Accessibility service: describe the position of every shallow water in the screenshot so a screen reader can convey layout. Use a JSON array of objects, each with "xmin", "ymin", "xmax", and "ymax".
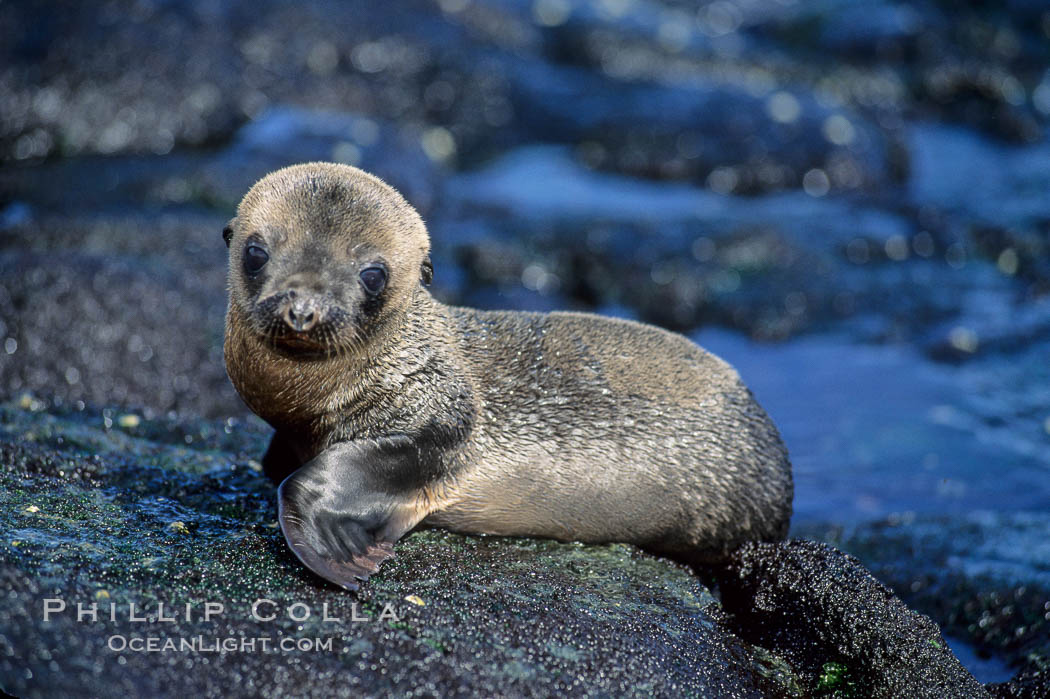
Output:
[
  {"xmin": 698, "ymin": 329, "xmax": 1050, "ymax": 525},
  {"xmin": 943, "ymin": 634, "xmax": 1015, "ymax": 684}
]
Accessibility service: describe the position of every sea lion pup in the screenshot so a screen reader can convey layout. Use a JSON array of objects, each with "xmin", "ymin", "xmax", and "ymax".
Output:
[{"xmin": 223, "ymin": 162, "xmax": 793, "ymax": 590}]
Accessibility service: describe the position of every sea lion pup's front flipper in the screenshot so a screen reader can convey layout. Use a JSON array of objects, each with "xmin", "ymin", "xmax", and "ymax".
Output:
[{"xmin": 277, "ymin": 438, "xmax": 427, "ymax": 591}]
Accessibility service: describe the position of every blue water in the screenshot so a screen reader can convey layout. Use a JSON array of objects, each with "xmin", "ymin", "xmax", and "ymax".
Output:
[{"xmin": 698, "ymin": 329, "xmax": 1050, "ymax": 525}]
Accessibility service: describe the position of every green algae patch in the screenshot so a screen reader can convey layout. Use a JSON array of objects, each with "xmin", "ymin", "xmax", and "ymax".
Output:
[{"xmin": 815, "ymin": 661, "xmax": 860, "ymax": 697}]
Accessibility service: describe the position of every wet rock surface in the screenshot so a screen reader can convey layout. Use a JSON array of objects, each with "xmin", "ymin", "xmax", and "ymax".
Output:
[
  {"xmin": 715, "ymin": 540, "xmax": 989, "ymax": 697},
  {"xmin": 2, "ymin": 0, "xmax": 1050, "ymax": 695},
  {"xmin": 798, "ymin": 511, "xmax": 1050, "ymax": 694}
]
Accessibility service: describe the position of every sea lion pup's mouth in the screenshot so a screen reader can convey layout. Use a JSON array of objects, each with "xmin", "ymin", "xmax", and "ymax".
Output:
[{"xmin": 253, "ymin": 291, "xmax": 356, "ymax": 359}]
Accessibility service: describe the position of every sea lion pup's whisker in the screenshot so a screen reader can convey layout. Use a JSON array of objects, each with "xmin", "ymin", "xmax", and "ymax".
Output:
[
  {"xmin": 349, "ymin": 326, "xmax": 366, "ymax": 354},
  {"xmin": 222, "ymin": 162, "xmax": 793, "ymax": 592},
  {"xmin": 323, "ymin": 327, "xmax": 339, "ymax": 359},
  {"xmin": 268, "ymin": 326, "xmax": 283, "ymax": 350},
  {"xmin": 320, "ymin": 327, "xmax": 338, "ymax": 357},
  {"xmin": 335, "ymin": 323, "xmax": 362, "ymax": 357}
]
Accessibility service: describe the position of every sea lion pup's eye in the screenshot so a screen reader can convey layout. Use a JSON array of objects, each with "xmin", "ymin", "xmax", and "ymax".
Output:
[
  {"xmin": 359, "ymin": 265, "xmax": 387, "ymax": 295},
  {"xmin": 243, "ymin": 243, "xmax": 269, "ymax": 275}
]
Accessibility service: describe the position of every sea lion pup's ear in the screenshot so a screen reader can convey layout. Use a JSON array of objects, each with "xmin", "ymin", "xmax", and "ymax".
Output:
[
  {"xmin": 420, "ymin": 256, "xmax": 433, "ymax": 286},
  {"xmin": 222, "ymin": 218, "xmax": 237, "ymax": 248}
]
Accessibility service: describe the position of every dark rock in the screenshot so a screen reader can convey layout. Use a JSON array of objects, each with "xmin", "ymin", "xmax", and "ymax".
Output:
[
  {"xmin": 747, "ymin": 0, "xmax": 1049, "ymax": 142},
  {"xmin": 0, "ymin": 210, "xmax": 240, "ymax": 419},
  {"xmin": 199, "ymin": 106, "xmax": 441, "ymax": 214},
  {"xmin": 441, "ymin": 144, "xmax": 1044, "ymax": 344},
  {"xmin": 818, "ymin": 3, "xmax": 930, "ymax": 56},
  {"xmin": 1, "ymin": 0, "xmax": 245, "ymax": 159},
  {"xmin": 715, "ymin": 539, "xmax": 990, "ymax": 698},
  {"xmin": 917, "ymin": 62, "xmax": 1045, "ymax": 144},
  {"xmin": 5, "ymin": 0, "xmax": 1046, "ymax": 169},
  {"xmin": 798, "ymin": 512, "xmax": 1050, "ymax": 686},
  {"xmin": 503, "ymin": 59, "xmax": 898, "ymax": 194},
  {"xmin": 988, "ymin": 668, "xmax": 1050, "ymax": 698},
  {"xmin": 0, "ymin": 0, "xmax": 507, "ymax": 163}
]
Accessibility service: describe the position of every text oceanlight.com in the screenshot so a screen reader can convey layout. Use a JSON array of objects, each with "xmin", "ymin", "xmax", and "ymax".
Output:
[{"xmin": 107, "ymin": 635, "xmax": 334, "ymax": 653}]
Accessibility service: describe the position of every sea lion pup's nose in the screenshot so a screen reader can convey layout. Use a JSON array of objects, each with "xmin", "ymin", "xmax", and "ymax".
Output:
[{"xmin": 280, "ymin": 292, "xmax": 323, "ymax": 332}]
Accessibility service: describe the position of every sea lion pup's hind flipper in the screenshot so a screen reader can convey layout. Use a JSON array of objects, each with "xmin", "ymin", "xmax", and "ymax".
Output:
[{"xmin": 277, "ymin": 438, "xmax": 427, "ymax": 591}]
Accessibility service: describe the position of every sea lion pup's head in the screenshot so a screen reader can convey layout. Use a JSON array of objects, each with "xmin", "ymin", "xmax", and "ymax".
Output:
[{"xmin": 223, "ymin": 163, "xmax": 432, "ymax": 359}]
